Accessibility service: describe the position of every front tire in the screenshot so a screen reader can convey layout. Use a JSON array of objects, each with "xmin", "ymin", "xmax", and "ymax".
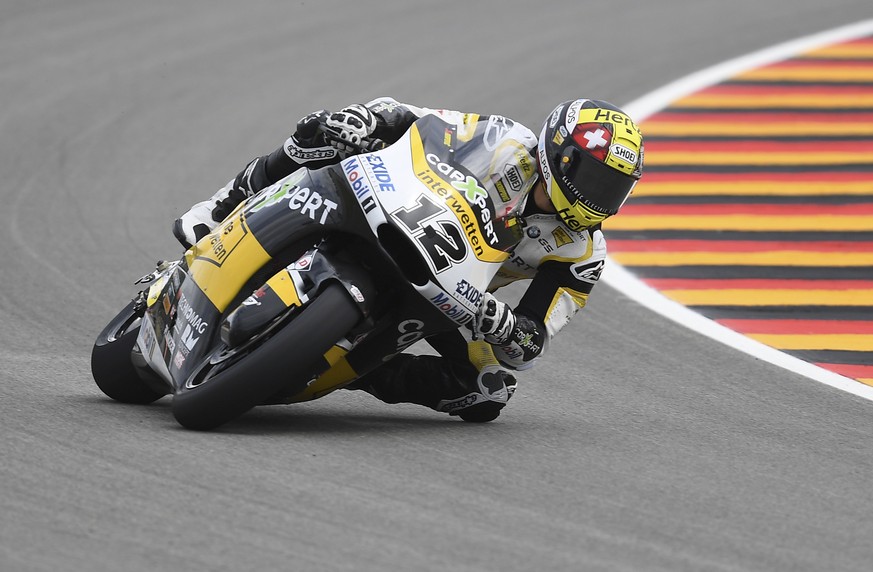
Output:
[
  {"xmin": 171, "ymin": 282, "xmax": 360, "ymax": 430},
  {"xmin": 91, "ymin": 300, "xmax": 167, "ymax": 404}
]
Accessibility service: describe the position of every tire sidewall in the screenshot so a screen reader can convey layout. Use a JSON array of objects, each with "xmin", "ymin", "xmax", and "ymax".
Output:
[
  {"xmin": 171, "ymin": 283, "xmax": 360, "ymax": 430},
  {"xmin": 91, "ymin": 301, "xmax": 167, "ymax": 404}
]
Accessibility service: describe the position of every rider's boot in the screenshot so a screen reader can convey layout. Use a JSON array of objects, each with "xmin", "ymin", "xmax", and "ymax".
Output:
[
  {"xmin": 172, "ymin": 180, "xmax": 249, "ymax": 249},
  {"xmin": 345, "ymin": 354, "xmax": 517, "ymax": 422}
]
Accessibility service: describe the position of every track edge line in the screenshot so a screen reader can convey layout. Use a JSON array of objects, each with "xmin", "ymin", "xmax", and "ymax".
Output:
[{"xmin": 609, "ymin": 18, "xmax": 873, "ymax": 401}]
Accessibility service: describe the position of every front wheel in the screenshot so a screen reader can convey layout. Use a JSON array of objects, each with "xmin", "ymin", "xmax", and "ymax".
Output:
[
  {"xmin": 171, "ymin": 282, "xmax": 360, "ymax": 430},
  {"xmin": 91, "ymin": 300, "xmax": 167, "ymax": 404}
]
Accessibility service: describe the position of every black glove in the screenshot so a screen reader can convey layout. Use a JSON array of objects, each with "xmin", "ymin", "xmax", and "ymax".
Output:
[
  {"xmin": 324, "ymin": 104, "xmax": 378, "ymax": 157},
  {"xmin": 474, "ymin": 293, "xmax": 517, "ymax": 345}
]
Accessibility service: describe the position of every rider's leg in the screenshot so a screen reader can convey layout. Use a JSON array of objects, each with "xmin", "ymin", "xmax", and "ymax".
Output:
[{"xmin": 345, "ymin": 333, "xmax": 518, "ymax": 423}]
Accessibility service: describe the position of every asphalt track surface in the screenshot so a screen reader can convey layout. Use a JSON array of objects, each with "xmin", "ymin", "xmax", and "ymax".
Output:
[{"xmin": 3, "ymin": 2, "xmax": 873, "ymax": 571}]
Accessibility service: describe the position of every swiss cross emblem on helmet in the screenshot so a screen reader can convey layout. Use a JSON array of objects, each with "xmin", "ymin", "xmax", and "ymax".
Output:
[{"xmin": 571, "ymin": 123, "xmax": 612, "ymax": 161}]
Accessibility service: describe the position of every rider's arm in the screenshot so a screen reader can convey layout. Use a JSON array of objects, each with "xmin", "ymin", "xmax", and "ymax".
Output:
[
  {"xmin": 228, "ymin": 110, "xmax": 341, "ymax": 199},
  {"xmin": 491, "ymin": 226, "xmax": 608, "ymax": 370},
  {"xmin": 365, "ymin": 97, "xmax": 425, "ymax": 143},
  {"xmin": 228, "ymin": 97, "xmax": 426, "ymax": 199}
]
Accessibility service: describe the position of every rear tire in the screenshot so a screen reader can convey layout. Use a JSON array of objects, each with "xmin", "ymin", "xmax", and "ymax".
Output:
[
  {"xmin": 171, "ymin": 282, "xmax": 360, "ymax": 430},
  {"xmin": 91, "ymin": 300, "xmax": 167, "ymax": 404}
]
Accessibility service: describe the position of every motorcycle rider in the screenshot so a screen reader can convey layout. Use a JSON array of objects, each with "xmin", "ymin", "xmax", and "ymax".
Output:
[{"xmin": 174, "ymin": 97, "xmax": 644, "ymax": 422}]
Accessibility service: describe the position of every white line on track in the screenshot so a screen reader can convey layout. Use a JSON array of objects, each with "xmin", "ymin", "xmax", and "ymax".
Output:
[{"xmin": 609, "ymin": 19, "xmax": 873, "ymax": 401}]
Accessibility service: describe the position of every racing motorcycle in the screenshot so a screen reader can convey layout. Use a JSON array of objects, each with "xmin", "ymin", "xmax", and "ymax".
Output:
[{"xmin": 91, "ymin": 115, "xmax": 534, "ymax": 430}]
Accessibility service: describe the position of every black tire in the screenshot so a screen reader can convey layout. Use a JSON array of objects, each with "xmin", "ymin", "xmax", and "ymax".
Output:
[
  {"xmin": 171, "ymin": 282, "xmax": 360, "ymax": 430},
  {"xmin": 91, "ymin": 300, "xmax": 167, "ymax": 404}
]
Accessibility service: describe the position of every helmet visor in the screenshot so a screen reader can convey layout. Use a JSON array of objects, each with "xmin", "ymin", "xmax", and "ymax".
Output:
[{"xmin": 558, "ymin": 152, "xmax": 637, "ymax": 215}]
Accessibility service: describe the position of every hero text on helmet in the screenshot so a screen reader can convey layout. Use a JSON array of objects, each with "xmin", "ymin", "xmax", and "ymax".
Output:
[{"xmin": 537, "ymin": 99, "xmax": 644, "ymax": 231}]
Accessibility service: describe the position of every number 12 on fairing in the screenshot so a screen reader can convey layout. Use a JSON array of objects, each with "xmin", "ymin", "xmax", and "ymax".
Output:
[{"xmin": 391, "ymin": 194, "xmax": 468, "ymax": 273}]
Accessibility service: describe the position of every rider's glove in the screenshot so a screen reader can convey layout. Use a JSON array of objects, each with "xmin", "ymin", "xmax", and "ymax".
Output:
[
  {"xmin": 324, "ymin": 104, "xmax": 378, "ymax": 157},
  {"xmin": 475, "ymin": 292, "xmax": 517, "ymax": 346}
]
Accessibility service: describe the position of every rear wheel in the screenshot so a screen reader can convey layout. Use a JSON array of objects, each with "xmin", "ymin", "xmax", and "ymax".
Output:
[
  {"xmin": 171, "ymin": 282, "xmax": 360, "ymax": 430},
  {"xmin": 91, "ymin": 300, "xmax": 167, "ymax": 404}
]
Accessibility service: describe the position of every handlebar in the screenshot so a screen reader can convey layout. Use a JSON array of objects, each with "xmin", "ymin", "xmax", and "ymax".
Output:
[{"xmin": 317, "ymin": 122, "xmax": 387, "ymax": 154}]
